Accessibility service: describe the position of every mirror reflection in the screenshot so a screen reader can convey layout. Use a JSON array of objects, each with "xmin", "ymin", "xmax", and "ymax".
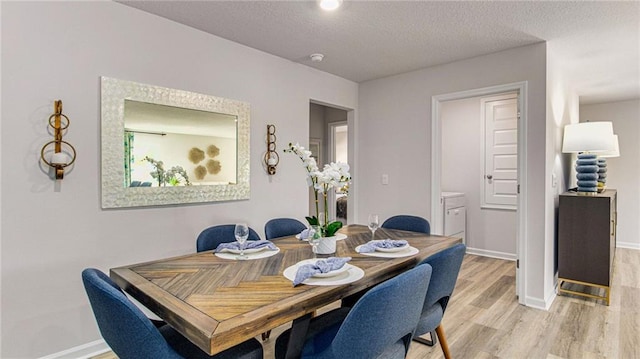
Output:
[
  {"xmin": 124, "ymin": 100, "xmax": 238, "ymax": 187},
  {"xmin": 100, "ymin": 76, "xmax": 250, "ymax": 209}
]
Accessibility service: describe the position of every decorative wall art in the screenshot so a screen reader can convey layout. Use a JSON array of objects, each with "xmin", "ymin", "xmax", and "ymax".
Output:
[{"xmin": 188, "ymin": 144, "xmax": 223, "ymax": 180}]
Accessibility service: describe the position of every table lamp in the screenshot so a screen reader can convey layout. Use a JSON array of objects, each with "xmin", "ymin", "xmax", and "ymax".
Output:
[
  {"xmin": 597, "ymin": 134, "xmax": 620, "ymax": 191},
  {"xmin": 562, "ymin": 122, "xmax": 615, "ymax": 194}
]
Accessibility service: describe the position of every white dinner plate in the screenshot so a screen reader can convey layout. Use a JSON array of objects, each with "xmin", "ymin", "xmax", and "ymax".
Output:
[
  {"xmin": 375, "ymin": 245, "xmax": 409, "ymax": 253},
  {"xmin": 215, "ymin": 247, "xmax": 280, "ymax": 260},
  {"xmin": 355, "ymin": 245, "xmax": 419, "ymax": 258},
  {"xmin": 296, "ymin": 233, "xmax": 348, "ymax": 241},
  {"xmin": 312, "ymin": 264, "xmax": 350, "ymax": 278},
  {"xmin": 223, "ymin": 246, "xmax": 267, "ymax": 254},
  {"xmin": 283, "ymin": 260, "xmax": 364, "ymax": 286}
]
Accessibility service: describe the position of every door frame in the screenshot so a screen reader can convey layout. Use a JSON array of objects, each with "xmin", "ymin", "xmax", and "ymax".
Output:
[{"xmin": 431, "ymin": 81, "xmax": 528, "ymax": 305}]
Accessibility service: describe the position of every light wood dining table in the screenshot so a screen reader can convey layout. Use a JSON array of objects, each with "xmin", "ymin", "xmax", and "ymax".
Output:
[{"xmin": 110, "ymin": 225, "xmax": 461, "ymax": 358}]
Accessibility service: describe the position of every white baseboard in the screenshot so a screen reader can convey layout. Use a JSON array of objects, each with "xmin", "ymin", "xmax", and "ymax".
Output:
[
  {"xmin": 617, "ymin": 241, "xmax": 640, "ymax": 250},
  {"xmin": 524, "ymin": 289, "xmax": 556, "ymax": 311},
  {"xmin": 39, "ymin": 339, "xmax": 110, "ymax": 359},
  {"xmin": 466, "ymin": 247, "xmax": 517, "ymax": 261},
  {"xmin": 523, "ymin": 296, "xmax": 547, "ymax": 310}
]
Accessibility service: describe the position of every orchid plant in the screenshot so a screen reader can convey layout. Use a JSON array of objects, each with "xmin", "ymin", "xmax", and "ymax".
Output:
[
  {"xmin": 285, "ymin": 143, "xmax": 351, "ymax": 237},
  {"xmin": 144, "ymin": 156, "xmax": 191, "ymax": 187}
]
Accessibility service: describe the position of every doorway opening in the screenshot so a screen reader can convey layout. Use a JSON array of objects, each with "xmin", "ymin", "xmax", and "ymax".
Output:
[
  {"xmin": 431, "ymin": 82, "xmax": 528, "ymax": 305},
  {"xmin": 309, "ymin": 102, "xmax": 350, "ymax": 225}
]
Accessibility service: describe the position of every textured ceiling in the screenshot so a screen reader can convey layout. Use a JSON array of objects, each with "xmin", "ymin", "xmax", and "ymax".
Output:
[{"xmin": 119, "ymin": 1, "xmax": 640, "ymax": 104}]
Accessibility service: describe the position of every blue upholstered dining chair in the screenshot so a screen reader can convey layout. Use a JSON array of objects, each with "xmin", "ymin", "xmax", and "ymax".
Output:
[
  {"xmin": 264, "ymin": 218, "xmax": 307, "ymax": 240},
  {"xmin": 196, "ymin": 224, "xmax": 261, "ymax": 252},
  {"xmin": 274, "ymin": 264, "xmax": 433, "ymax": 359},
  {"xmin": 81, "ymin": 268, "xmax": 263, "ymax": 359},
  {"xmin": 381, "ymin": 215, "xmax": 431, "ymax": 234},
  {"xmin": 413, "ymin": 243, "xmax": 466, "ymax": 359}
]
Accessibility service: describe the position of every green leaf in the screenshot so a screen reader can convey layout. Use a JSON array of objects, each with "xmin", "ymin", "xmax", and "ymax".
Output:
[
  {"xmin": 305, "ymin": 216, "xmax": 318, "ymax": 226},
  {"xmin": 325, "ymin": 221, "xmax": 343, "ymax": 237}
]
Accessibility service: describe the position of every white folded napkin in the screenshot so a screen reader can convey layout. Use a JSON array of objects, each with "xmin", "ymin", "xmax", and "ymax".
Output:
[
  {"xmin": 214, "ymin": 240, "xmax": 277, "ymax": 253},
  {"xmin": 293, "ymin": 257, "xmax": 351, "ymax": 286},
  {"xmin": 357, "ymin": 239, "xmax": 408, "ymax": 253}
]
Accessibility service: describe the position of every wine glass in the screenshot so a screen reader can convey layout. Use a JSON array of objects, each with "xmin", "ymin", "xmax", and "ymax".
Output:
[
  {"xmin": 234, "ymin": 223, "xmax": 249, "ymax": 260},
  {"xmin": 309, "ymin": 225, "xmax": 321, "ymax": 259},
  {"xmin": 368, "ymin": 214, "xmax": 379, "ymax": 241}
]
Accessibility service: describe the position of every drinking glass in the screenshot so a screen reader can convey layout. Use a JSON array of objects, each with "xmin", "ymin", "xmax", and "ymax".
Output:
[
  {"xmin": 309, "ymin": 225, "xmax": 321, "ymax": 259},
  {"xmin": 368, "ymin": 214, "xmax": 379, "ymax": 241},
  {"xmin": 234, "ymin": 223, "xmax": 249, "ymax": 260}
]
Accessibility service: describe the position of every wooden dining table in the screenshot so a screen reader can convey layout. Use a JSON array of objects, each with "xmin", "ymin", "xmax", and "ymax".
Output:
[{"xmin": 110, "ymin": 224, "xmax": 461, "ymax": 358}]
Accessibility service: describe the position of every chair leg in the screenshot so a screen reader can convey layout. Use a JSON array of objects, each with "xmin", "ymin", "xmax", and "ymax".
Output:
[
  {"xmin": 435, "ymin": 324, "xmax": 452, "ymax": 359},
  {"xmin": 412, "ymin": 330, "xmax": 437, "ymax": 346}
]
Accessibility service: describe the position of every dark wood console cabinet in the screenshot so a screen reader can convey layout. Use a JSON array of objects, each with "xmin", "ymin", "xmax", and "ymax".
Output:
[{"xmin": 558, "ymin": 189, "xmax": 616, "ymax": 305}]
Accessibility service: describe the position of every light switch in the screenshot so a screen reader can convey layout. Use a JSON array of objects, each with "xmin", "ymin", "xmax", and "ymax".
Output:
[{"xmin": 381, "ymin": 174, "xmax": 389, "ymax": 185}]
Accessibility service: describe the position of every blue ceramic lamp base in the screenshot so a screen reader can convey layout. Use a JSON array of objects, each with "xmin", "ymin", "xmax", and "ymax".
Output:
[
  {"xmin": 597, "ymin": 158, "xmax": 607, "ymax": 192},
  {"xmin": 575, "ymin": 154, "xmax": 598, "ymax": 193}
]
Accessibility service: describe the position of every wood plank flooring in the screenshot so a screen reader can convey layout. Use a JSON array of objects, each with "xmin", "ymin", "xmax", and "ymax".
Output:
[{"xmin": 91, "ymin": 248, "xmax": 640, "ymax": 359}]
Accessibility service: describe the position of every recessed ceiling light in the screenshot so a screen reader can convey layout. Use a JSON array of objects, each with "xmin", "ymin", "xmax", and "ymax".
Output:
[{"xmin": 319, "ymin": 0, "xmax": 342, "ymax": 11}]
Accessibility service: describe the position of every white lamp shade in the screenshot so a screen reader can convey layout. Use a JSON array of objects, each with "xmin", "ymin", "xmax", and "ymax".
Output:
[
  {"xmin": 562, "ymin": 122, "xmax": 615, "ymax": 153},
  {"xmin": 600, "ymin": 135, "xmax": 620, "ymax": 158}
]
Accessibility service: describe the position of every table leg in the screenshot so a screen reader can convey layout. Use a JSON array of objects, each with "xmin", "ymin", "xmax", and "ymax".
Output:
[{"xmin": 285, "ymin": 313, "xmax": 312, "ymax": 359}]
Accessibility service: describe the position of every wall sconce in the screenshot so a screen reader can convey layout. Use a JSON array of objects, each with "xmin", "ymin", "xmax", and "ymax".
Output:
[
  {"xmin": 264, "ymin": 124, "xmax": 279, "ymax": 175},
  {"xmin": 40, "ymin": 100, "xmax": 77, "ymax": 179}
]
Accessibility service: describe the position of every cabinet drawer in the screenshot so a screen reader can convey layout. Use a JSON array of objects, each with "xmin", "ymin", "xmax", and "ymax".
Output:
[
  {"xmin": 444, "ymin": 207, "xmax": 466, "ymax": 236},
  {"xmin": 444, "ymin": 195, "xmax": 465, "ymax": 209}
]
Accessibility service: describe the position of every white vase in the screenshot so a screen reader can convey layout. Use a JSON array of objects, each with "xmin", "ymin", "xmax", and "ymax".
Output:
[{"xmin": 316, "ymin": 236, "xmax": 337, "ymax": 254}]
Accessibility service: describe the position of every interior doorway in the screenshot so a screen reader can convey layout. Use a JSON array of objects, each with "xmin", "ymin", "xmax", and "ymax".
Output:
[
  {"xmin": 431, "ymin": 82, "xmax": 528, "ymax": 305},
  {"xmin": 440, "ymin": 93, "xmax": 518, "ymax": 253},
  {"xmin": 309, "ymin": 102, "xmax": 349, "ymax": 224}
]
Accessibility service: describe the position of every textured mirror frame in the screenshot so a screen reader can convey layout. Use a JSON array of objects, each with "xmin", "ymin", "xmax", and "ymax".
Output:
[{"xmin": 101, "ymin": 77, "xmax": 250, "ymax": 208}]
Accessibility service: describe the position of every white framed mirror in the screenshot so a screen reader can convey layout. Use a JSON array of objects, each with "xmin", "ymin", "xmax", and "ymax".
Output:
[{"xmin": 101, "ymin": 77, "xmax": 250, "ymax": 208}]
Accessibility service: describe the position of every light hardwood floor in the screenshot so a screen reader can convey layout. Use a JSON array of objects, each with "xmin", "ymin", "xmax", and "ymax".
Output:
[{"xmin": 91, "ymin": 249, "xmax": 640, "ymax": 359}]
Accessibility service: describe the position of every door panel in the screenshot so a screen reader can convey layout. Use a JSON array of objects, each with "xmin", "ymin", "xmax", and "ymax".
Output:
[{"xmin": 482, "ymin": 95, "xmax": 518, "ymax": 209}]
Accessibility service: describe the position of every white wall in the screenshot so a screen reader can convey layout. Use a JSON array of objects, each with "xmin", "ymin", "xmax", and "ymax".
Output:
[
  {"xmin": 358, "ymin": 43, "xmax": 550, "ymax": 307},
  {"xmin": 441, "ymin": 97, "xmax": 517, "ymax": 257},
  {"xmin": 580, "ymin": 99, "xmax": 640, "ymax": 249},
  {"xmin": 546, "ymin": 45, "xmax": 580, "ymax": 305},
  {"xmin": 0, "ymin": 2, "xmax": 357, "ymax": 357}
]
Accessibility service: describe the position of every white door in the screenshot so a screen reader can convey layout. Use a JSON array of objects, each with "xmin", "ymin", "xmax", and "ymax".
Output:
[{"xmin": 481, "ymin": 94, "xmax": 518, "ymax": 210}]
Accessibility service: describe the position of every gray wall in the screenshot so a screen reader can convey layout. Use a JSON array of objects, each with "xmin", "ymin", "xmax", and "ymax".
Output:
[
  {"xmin": 441, "ymin": 97, "xmax": 517, "ymax": 257},
  {"xmin": 580, "ymin": 99, "xmax": 640, "ymax": 249},
  {"xmin": 1, "ymin": 2, "xmax": 357, "ymax": 357},
  {"xmin": 357, "ymin": 43, "xmax": 554, "ymax": 307}
]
